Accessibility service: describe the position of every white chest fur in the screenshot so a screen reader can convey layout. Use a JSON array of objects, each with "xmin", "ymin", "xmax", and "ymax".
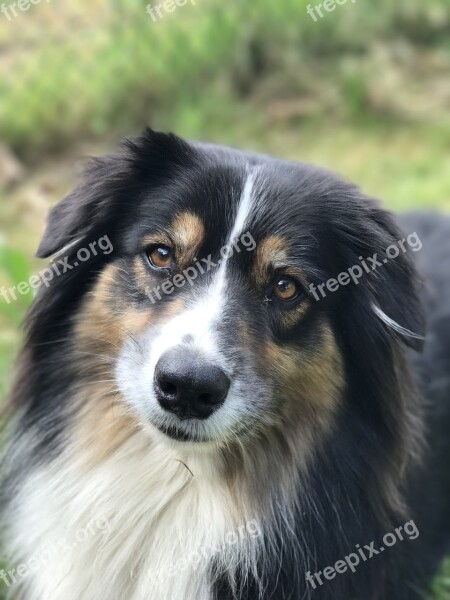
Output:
[{"xmin": 7, "ymin": 432, "xmax": 262, "ymax": 600}]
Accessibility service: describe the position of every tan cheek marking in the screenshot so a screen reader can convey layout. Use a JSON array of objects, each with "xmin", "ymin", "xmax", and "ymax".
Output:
[
  {"xmin": 223, "ymin": 324, "xmax": 343, "ymax": 511},
  {"xmin": 72, "ymin": 266, "xmax": 190, "ymax": 462},
  {"xmin": 133, "ymin": 256, "xmax": 158, "ymax": 298},
  {"xmin": 278, "ymin": 297, "xmax": 311, "ymax": 329},
  {"xmin": 72, "ymin": 384, "xmax": 142, "ymax": 466},
  {"xmin": 156, "ymin": 296, "xmax": 188, "ymax": 320},
  {"xmin": 134, "ymin": 255, "xmax": 150, "ymax": 279},
  {"xmin": 222, "ymin": 328, "xmax": 344, "ymax": 512},
  {"xmin": 74, "ymin": 264, "xmax": 129, "ymax": 352},
  {"xmin": 169, "ymin": 211, "xmax": 205, "ymax": 266},
  {"xmin": 76, "ymin": 265, "xmax": 189, "ymax": 349},
  {"xmin": 71, "ymin": 264, "xmax": 142, "ymax": 462},
  {"xmin": 265, "ymin": 323, "xmax": 344, "ymax": 420}
]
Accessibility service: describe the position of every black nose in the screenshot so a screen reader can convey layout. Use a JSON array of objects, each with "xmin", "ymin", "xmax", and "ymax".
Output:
[{"xmin": 154, "ymin": 348, "xmax": 230, "ymax": 420}]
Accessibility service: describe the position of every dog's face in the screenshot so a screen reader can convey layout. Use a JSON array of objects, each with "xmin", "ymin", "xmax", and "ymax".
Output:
[
  {"xmin": 34, "ymin": 130, "xmax": 424, "ymax": 454},
  {"xmin": 111, "ymin": 166, "xmax": 346, "ymax": 446}
]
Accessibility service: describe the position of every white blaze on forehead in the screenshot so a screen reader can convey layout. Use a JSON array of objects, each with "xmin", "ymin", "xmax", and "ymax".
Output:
[
  {"xmin": 225, "ymin": 171, "xmax": 255, "ymax": 253},
  {"xmin": 213, "ymin": 168, "xmax": 256, "ymax": 297},
  {"xmin": 148, "ymin": 170, "xmax": 257, "ymax": 371}
]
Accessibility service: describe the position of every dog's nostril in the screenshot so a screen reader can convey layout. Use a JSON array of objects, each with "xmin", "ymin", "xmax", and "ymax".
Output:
[
  {"xmin": 159, "ymin": 379, "xmax": 177, "ymax": 395},
  {"xmin": 154, "ymin": 348, "xmax": 230, "ymax": 420},
  {"xmin": 198, "ymin": 393, "xmax": 213, "ymax": 404}
]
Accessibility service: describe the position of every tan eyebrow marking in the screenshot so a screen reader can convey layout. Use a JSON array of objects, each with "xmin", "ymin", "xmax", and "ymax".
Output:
[
  {"xmin": 169, "ymin": 212, "xmax": 205, "ymax": 256},
  {"xmin": 253, "ymin": 235, "xmax": 290, "ymax": 287},
  {"xmin": 253, "ymin": 235, "xmax": 309, "ymax": 288},
  {"xmin": 142, "ymin": 232, "xmax": 172, "ymax": 248},
  {"xmin": 141, "ymin": 211, "xmax": 205, "ymax": 268}
]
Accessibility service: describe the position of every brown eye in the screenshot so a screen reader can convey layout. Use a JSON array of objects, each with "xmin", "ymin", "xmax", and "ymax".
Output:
[
  {"xmin": 147, "ymin": 245, "xmax": 175, "ymax": 269},
  {"xmin": 274, "ymin": 277, "xmax": 300, "ymax": 301}
]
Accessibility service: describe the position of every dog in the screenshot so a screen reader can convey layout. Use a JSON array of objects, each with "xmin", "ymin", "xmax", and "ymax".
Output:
[{"xmin": 1, "ymin": 128, "xmax": 449, "ymax": 600}]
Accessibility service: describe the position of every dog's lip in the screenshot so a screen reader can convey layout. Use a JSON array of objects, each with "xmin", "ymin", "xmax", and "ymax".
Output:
[{"xmin": 155, "ymin": 421, "xmax": 210, "ymax": 443}]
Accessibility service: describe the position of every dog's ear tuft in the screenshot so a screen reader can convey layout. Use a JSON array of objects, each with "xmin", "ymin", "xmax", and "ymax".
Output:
[
  {"xmin": 36, "ymin": 128, "xmax": 193, "ymax": 258},
  {"xmin": 330, "ymin": 197, "xmax": 426, "ymax": 352},
  {"xmin": 372, "ymin": 303, "xmax": 425, "ymax": 351},
  {"xmin": 368, "ymin": 208, "xmax": 425, "ymax": 352},
  {"xmin": 362, "ymin": 207, "xmax": 425, "ymax": 351}
]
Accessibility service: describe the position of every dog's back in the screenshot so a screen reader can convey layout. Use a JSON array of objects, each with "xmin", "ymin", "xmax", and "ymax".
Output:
[{"xmin": 399, "ymin": 212, "xmax": 450, "ymax": 545}]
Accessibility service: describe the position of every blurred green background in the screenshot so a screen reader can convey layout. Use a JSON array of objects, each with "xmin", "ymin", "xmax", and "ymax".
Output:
[{"xmin": 0, "ymin": 0, "xmax": 450, "ymax": 597}]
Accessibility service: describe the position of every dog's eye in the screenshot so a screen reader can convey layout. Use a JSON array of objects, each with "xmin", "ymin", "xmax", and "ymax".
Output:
[
  {"xmin": 273, "ymin": 277, "xmax": 300, "ymax": 301},
  {"xmin": 146, "ymin": 245, "xmax": 175, "ymax": 269}
]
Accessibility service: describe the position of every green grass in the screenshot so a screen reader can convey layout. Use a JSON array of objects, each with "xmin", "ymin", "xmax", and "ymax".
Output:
[
  {"xmin": 0, "ymin": 241, "xmax": 29, "ymax": 400},
  {"xmin": 1, "ymin": 0, "xmax": 450, "ymax": 161},
  {"xmin": 432, "ymin": 558, "xmax": 450, "ymax": 599}
]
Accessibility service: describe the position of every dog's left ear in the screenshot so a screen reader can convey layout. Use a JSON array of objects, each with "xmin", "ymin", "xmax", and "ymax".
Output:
[
  {"xmin": 357, "ymin": 206, "xmax": 426, "ymax": 352},
  {"xmin": 331, "ymin": 199, "xmax": 426, "ymax": 352},
  {"xmin": 36, "ymin": 128, "xmax": 193, "ymax": 258}
]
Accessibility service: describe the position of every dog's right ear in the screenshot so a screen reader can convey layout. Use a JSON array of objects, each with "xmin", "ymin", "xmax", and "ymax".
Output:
[{"xmin": 36, "ymin": 128, "xmax": 194, "ymax": 258}]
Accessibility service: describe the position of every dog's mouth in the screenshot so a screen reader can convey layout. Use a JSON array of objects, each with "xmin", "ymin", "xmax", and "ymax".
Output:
[{"xmin": 154, "ymin": 420, "xmax": 213, "ymax": 443}]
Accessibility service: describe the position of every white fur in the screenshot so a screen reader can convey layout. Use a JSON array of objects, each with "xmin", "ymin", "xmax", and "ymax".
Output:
[
  {"xmin": 372, "ymin": 304, "xmax": 424, "ymax": 341},
  {"xmin": 6, "ymin": 429, "xmax": 263, "ymax": 600}
]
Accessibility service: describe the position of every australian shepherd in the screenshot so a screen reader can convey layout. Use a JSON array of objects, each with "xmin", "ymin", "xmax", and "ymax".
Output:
[{"xmin": 1, "ymin": 129, "xmax": 449, "ymax": 599}]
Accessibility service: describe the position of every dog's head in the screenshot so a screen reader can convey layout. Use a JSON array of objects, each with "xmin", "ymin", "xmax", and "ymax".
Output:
[{"xmin": 30, "ymin": 130, "xmax": 424, "ymax": 476}]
